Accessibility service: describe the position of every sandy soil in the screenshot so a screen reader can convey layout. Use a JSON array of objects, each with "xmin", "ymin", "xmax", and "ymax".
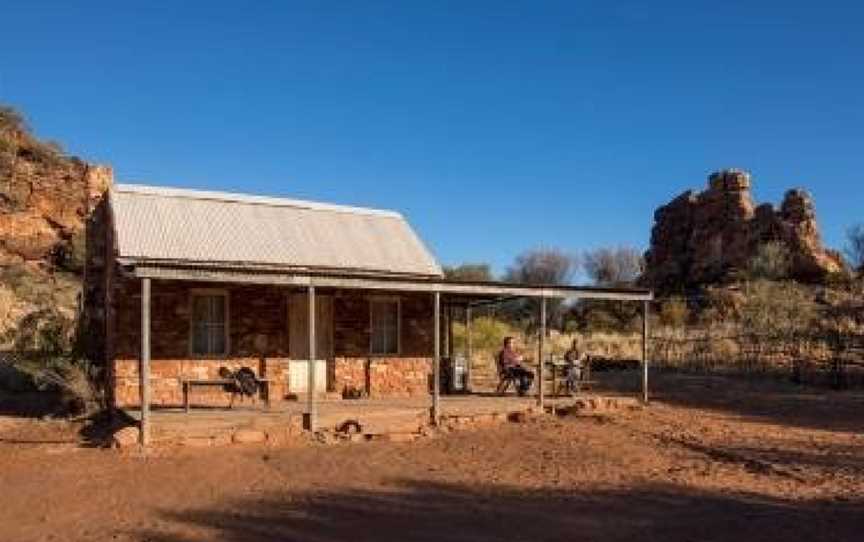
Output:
[{"xmin": 1, "ymin": 373, "xmax": 862, "ymax": 542}]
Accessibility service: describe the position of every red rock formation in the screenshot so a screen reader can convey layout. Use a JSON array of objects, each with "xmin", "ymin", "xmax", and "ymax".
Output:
[
  {"xmin": 0, "ymin": 107, "xmax": 112, "ymax": 337},
  {"xmin": 644, "ymin": 169, "xmax": 844, "ymax": 290},
  {"xmin": 0, "ymin": 133, "xmax": 111, "ymax": 268}
]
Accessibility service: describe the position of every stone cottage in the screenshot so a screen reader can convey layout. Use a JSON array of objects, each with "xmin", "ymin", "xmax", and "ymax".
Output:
[{"xmin": 85, "ymin": 182, "xmax": 652, "ymax": 442}]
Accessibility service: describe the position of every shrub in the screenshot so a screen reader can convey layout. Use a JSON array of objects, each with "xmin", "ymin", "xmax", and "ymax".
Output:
[
  {"xmin": 23, "ymin": 356, "xmax": 105, "ymax": 415},
  {"xmin": 443, "ymin": 263, "xmax": 494, "ymax": 282},
  {"xmin": 700, "ymin": 286, "xmax": 744, "ymax": 323},
  {"xmin": 0, "ymin": 105, "xmax": 26, "ymax": 133},
  {"xmin": 18, "ymin": 139, "xmax": 65, "ymax": 166},
  {"xmin": 582, "ymin": 246, "xmax": 644, "ymax": 286},
  {"xmin": 846, "ymin": 224, "xmax": 864, "ymax": 272},
  {"xmin": 503, "ymin": 247, "xmax": 577, "ymax": 329},
  {"xmin": 0, "ymin": 265, "xmax": 55, "ymax": 305},
  {"xmin": 748, "ymin": 241, "xmax": 791, "ymax": 280},
  {"xmin": 739, "ymin": 280, "xmax": 817, "ymax": 374},
  {"xmin": 0, "ymin": 284, "xmax": 17, "ymax": 325},
  {"xmin": 740, "ymin": 280, "xmax": 816, "ymax": 338},
  {"xmin": 659, "ymin": 297, "xmax": 689, "ymax": 328},
  {"xmin": 1, "ymin": 302, "xmax": 104, "ymax": 415},
  {"xmin": 452, "ymin": 316, "xmax": 515, "ymax": 353},
  {"xmin": 571, "ymin": 299, "xmax": 643, "ymax": 334},
  {"xmin": 53, "ymin": 231, "xmax": 87, "ymax": 273},
  {"xmin": 3, "ymin": 306, "xmax": 76, "ymax": 354}
]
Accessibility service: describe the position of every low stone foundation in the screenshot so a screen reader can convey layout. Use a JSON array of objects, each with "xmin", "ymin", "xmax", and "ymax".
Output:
[
  {"xmin": 114, "ymin": 356, "xmax": 432, "ymax": 407},
  {"xmin": 114, "ymin": 357, "xmax": 290, "ymax": 408},
  {"xmin": 333, "ymin": 357, "xmax": 431, "ymax": 398}
]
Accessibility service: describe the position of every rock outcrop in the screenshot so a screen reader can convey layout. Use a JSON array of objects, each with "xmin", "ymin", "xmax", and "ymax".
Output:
[
  {"xmin": 644, "ymin": 169, "xmax": 844, "ymax": 290},
  {"xmin": 0, "ymin": 106, "xmax": 112, "ymax": 338},
  {"xmin": 0, "ymin": 136, "xmax": 111, "ymax": 269}
]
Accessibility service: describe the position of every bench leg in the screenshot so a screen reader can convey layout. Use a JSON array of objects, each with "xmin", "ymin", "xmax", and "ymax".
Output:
[{"xmin": 184, "ymin": 383, "xmax": 190, "ymax": 414}]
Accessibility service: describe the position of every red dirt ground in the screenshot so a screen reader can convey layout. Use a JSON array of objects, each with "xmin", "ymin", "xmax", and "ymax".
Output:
[{"xmin": 1, "ymin": 373, "xmax": 862, "ymax": 542}]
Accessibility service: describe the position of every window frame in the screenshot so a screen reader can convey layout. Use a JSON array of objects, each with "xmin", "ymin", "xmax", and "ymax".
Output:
[
  {"xmin": 188, "ymin": 288, "xmax": 231, "ymax": 358},
  {"xmin": 368, "ymin": 296, "xmax": 401, "ymax": 356}
]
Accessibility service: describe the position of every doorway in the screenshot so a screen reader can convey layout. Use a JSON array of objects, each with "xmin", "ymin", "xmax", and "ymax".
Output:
[{"xmin": 288, "ymin": 292, "xmax": 333, "ymax": 393}]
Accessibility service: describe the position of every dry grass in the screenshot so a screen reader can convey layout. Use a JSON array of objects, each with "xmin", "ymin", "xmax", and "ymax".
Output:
[{"xmin": 0, "ymin": 284, "xmax": 22, "ymax": 340}]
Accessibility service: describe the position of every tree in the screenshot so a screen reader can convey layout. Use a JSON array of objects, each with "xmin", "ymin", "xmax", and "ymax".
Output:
[
  {"xmin": 659, "ymin": 296, "xmax": 689, "ymax": 328},
  {"xmin": 504, "ymin": 248, "xmax": 576, "ymax": 285},
  {"xmin": 576, "ymin": 247, "xmax": 644, "ymax": 332},
  {"xmin": 748, "ymin": 241, "xmax": 791, "ymax": 280},
  {"xmin": 582, "ymin": 246, "xmax": 643, "ymax": 286},
  {"xmin": 739, "ymin": 280, "xmax": 817, "ymax": 375},
  {"xmin": 845, "ymin": 224, "xmax": 864, "ymax": 272},
  {"xmin": 443, "ymin": 263, "xmax": 494, "ymax": 282},
  {"xmin": 502, "ymin": 248, "xmax": 577, "ymax": 330}
]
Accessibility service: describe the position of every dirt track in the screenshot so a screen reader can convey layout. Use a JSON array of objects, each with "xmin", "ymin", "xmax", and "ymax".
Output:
[{"xmin": 1, "ymin": 373, "xmax": 862, "ymax": 541}]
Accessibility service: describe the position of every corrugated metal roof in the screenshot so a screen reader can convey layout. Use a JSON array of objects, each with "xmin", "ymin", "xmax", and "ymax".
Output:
[{"xmin": 110, "ymin": 184, "xmax": 443, "ymax": 277}]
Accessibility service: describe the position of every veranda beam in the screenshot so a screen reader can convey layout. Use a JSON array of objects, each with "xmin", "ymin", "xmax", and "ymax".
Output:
[
  {"xmin": 139, "ymin": 277, "xmax": 151, "ymax": 446},
  {"xmin": 132, "ymin": 265, "xmax": 653, "ymax": 302}
]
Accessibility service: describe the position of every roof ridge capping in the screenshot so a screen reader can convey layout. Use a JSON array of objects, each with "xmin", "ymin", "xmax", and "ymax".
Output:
[{"xmin": 113, "ymin": 183, "xmax": 404, "ymax": 218}]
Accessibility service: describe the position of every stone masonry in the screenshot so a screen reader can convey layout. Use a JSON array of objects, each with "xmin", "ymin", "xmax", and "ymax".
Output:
[{"xmin": 111, "ymin": 278, "xmax": 435, "ymax": 408}]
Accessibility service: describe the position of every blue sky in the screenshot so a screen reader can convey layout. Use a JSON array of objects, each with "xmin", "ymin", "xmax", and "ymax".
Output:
[{"xmin": 2, "ymin": 1, "xmax": 862, "ymax": 275}]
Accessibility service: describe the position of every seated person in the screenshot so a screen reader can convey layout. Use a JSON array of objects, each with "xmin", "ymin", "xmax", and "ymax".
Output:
[
  {"xmin": 563, "ymin": 340, "xmax": 587, "ymax": 393},
  {"xmin": 498, "ymin": 336, "xmax": 535, "ymax": 396}
]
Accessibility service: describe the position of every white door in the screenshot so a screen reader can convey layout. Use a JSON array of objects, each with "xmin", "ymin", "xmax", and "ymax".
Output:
[
  {"xmin": 288, "ymin": 293, "xmax": 333, "ymax": 393},
  {"xmin": 288, "ymin": 360, "xmax": 328, "ymax": 394}
]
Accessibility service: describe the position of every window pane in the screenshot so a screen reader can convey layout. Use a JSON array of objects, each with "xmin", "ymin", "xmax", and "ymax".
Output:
[
  {"xmin": 191, "ymin": 294, "xmax": 228, "ymax": 355},
  {"xmin": 210, "ymin": 324, "xmax": 226, "ymax": 355},
  {"xmin": 384, "ymin": 323, "xmax": 397, "ymax": 354},
  {"xmin": 193, "ymin": 296, "xmax": 210, "ymax": 323},
  {"xmin": 371, "ymin": 300, "xmax": 398, "ymax": 355},
  {"xmin": 192, "ymin": 323, "xmax": 209, "ymax": 355},
  {"xmin": 210, "ymin": 296, "xmax": 225, "ymax": 324}
]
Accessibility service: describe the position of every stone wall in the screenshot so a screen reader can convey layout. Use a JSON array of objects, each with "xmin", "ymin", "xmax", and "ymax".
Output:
[
  {"xmin": 111, "ymin": 280, "xmax": 435, "ymax": 407},
  {"xmin": 333, "ymin": 357, "xmax": 431, "ymax": 398}
]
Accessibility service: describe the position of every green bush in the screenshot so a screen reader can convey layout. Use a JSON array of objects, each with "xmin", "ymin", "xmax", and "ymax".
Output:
[
  {"xmin": 0, "ymin": 265, "xmax": 55, "ymax": 305},
  {"xmin": 740, "ymin": 280, "xmax": 816, "ymax": 339},
  {"xmin": 452, "ymin": 316, "xmax": 515, "ymax": 353},
  {"xmin": 748, "ymin": 241, "xmax": 791, "ymax": 280},
  {"xmin": 22, "ymin": 356, "xmax": 104, "ymax": 415},
  {"xmin": 659, "ymin": 297, "xmax": 689, "ymax": 328},
  {"xmin": 53, "ymin": 231, "xmax": 87, "ymax": 273}
]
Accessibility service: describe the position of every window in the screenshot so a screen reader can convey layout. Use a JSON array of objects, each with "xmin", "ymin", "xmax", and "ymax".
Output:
[
  {"xmin": 190, "ymin": 291, "xmax": 228, "ymax": 356},
  {"xmin": 370, "ymin": 298, "xmax": 399, "ymax": 355}
]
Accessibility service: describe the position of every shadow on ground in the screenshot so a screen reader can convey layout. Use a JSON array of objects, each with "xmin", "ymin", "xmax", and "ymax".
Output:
[
  {"xmin": 596, "ymin": 369, "xmax": 864, "ymax": 434},
  {"xmin": 135, "ymin": 479, "xmax": 862, "ymax": 542}
]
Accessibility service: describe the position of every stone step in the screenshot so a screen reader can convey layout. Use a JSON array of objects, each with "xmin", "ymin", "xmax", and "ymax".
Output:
[{"xmin": 285, "ymin": 392, "xmax": 344, "ymax": 401}]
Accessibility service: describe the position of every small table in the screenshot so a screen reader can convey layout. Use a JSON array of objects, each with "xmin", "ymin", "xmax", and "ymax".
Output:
[
  {"xmin": 544, "ymin": 361, "xmax": 569, "ymax": 396},
  {"xmin": 544, "ymin": 360, "xmax": 595, "ymax": 396},
  {"xmin": 182, "ymin": 378, "xmax": 272, "ymax": 413}
]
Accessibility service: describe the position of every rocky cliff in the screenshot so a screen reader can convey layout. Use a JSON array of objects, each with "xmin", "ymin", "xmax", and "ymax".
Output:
[
  {"xmin": 644, "ymin": 169, "xmax": 845, "ymax": 290},
  {"xmin": 0, "ymin": 106, "xmax": 112, "ymax": 338}
]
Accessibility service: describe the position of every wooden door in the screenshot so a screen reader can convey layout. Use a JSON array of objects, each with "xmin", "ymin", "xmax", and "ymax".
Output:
[{"xmin": 288, "ymin": 293, "xmax": 333, "ymax": 392}]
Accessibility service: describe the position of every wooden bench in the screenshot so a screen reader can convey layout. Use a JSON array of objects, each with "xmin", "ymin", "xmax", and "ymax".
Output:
[{"xmin": 182, "ymin": 377, "xmax": 273, "ymax": 413}]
